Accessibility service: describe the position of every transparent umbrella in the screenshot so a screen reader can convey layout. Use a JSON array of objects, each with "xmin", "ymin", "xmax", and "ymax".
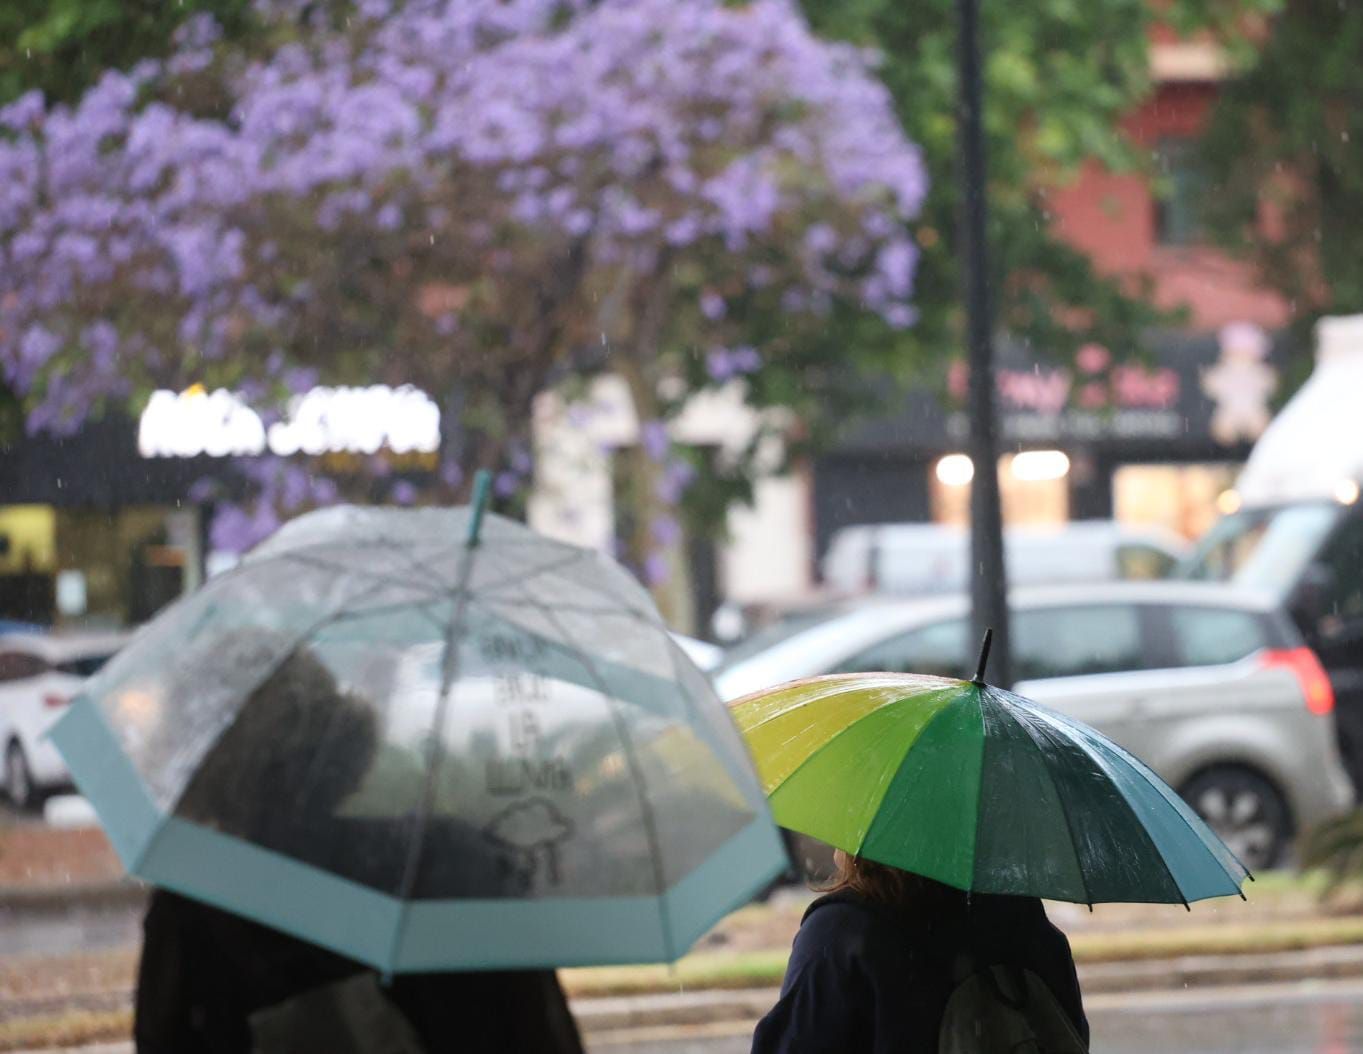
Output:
[{"xmin": 52, "ymin": 479, "xmax": 784, "ymax": 972}]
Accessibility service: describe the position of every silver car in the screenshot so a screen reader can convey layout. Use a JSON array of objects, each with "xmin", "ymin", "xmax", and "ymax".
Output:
[{"xmin": 714, "ymin": 582, "xmax": 1353, "ymax": 870}]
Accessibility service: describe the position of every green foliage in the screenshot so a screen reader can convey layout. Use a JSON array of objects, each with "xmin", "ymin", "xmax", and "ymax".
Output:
[
  {"xmin": 797, "ymin": 0, "xmax": 1267, "ymax": 386},
  {"xmin": 1301, "ymin": 808, "xmax": 1363, "ymax": 898},
  {"xmin": 1201, "ymin": 0, "xmax": 1363, "ymax": 350},
  {"xmin": 0, "ymin": 0, "xmax": 256, "ymax": 106}
]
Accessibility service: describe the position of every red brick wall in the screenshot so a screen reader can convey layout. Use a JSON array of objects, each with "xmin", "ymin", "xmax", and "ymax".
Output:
[{"xmin": 1045, "ymin": 81, "xmax": 1289, "ymax": 331}]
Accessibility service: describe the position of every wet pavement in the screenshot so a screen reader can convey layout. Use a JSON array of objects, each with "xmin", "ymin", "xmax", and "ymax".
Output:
[{"xmin": 590, "ymin": 979, "xmax": 1363, "ymax": 1053}]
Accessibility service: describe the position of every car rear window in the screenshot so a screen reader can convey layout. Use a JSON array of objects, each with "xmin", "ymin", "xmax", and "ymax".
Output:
[
  {"xmin": 56, "ymin": 654, "xmax": 114, "ymax": 678},
  {"xmin": 1014, "ymin": 605, "xmax": 1147, "ymax": 681},
  {"xmin": 1169, "ymin": 607, "xmax": 1268, "ymax": 667},
  {"xmin": 833, "ymin": 618, "xmax": 968, "ymax": 677}
]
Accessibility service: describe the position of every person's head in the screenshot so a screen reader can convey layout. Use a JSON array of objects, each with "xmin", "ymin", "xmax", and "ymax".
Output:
[
  {"xmin": 177, "ymin": 642, "xmax": 378, "ymax": 841},
  {"xmin": 825, "ymin": 848, "xmax": 960, "ymax": 909}
]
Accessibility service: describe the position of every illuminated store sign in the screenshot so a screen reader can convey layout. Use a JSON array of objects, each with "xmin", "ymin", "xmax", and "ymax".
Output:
[{"xmin": 138, "ymin": 385, "xmax": 441, "ymax": 458}]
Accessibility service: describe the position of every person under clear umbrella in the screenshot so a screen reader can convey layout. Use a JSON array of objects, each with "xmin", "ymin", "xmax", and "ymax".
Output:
[
  {"xmin": 751, "ymin": 850, "xmax": 1088, "ymax": 1053},
  {"xmin": 134, "ymin": 644, "xmax": 584, "ymax": 1054}
]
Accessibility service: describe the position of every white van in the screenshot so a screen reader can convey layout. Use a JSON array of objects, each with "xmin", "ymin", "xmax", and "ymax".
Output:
[{"xmin": 822, "ymin": 520, "xmax": 1186, "ymax": 595}]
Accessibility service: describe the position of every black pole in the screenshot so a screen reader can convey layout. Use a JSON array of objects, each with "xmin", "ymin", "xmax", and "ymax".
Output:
[{"xmin": 956, "ymin": 0, "xmax": 1011, "ymax": 687}]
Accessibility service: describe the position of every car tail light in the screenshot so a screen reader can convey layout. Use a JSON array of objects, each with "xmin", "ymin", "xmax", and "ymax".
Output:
[
  {"xmin": 1261, "ymin": 647, "xmax": 1335, "ymax": 716},
  {"xmin": 43, "ymin": 693, "xmax": 69, "ymax": 709}
]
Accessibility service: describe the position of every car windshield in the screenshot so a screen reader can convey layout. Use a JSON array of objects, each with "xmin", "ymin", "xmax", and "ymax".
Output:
[
  {"xmin": 1178, "ymin": 502, "xmax": 1341, "ymax": 595},
  {"xmin": 712, "ymin": 607, "xmax": 846, "ymax": 674}
]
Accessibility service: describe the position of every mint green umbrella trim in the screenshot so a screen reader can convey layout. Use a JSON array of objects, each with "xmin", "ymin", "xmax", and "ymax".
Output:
[
  {"xmin": 396, "ymin": 817, "xmax": 785, "ymax": 971},
  {"xmin": 49, "ymin": 695, "xmax": 161, "ymax": 865},
  {"xmin": 52, "ymin": 695, "xmax": 785, "ymax": 971}
]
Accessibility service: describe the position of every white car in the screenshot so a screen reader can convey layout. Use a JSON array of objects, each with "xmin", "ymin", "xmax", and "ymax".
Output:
[
  {"xmin": 714, "ymin": 582, "xmax": 1354, "ymax": 870},
  {"xmin": 822, "ymin": 520, "xmax": 1187, "ymax": 596},
  {"xmin": 0, "ymin": 631, "xmax": 128, "ymax": 809},
  {"xmin": 671, "ymin": 632, "xmax": 724, "ymax": 672}
]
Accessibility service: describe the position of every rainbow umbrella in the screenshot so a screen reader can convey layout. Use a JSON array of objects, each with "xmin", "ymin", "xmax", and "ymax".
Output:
[{"xmin": 731, "ymin": 634, "xmax": 1250, "ymax": 905}]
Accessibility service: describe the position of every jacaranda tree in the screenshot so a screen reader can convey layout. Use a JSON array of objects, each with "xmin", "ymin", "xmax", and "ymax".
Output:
[{"xmin": 0, "ymin": 0, "xmax": 925, "ymax": 626}]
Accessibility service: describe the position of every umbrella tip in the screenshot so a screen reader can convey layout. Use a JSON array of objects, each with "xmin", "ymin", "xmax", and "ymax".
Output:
[
  {"xmin": 971, "ymin": 628, "xmax": 993, "ymax": 685},
  {"xmin": 467, "ymin": 469, "xmax": 493, "ymax": 547}
]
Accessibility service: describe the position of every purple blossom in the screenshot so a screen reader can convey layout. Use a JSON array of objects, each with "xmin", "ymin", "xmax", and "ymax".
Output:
[
  {"xmin": 642, "ymin": 551, "xmax": 670, "ymax": 587},
  {"xmin": 699, "ymin": 290, "xmax": 726, "ymax": 321},
  {"xmin": 188, "ymin": 477, "xmax": 220, "ymax": 502},
  {"xmin": 650, "ymin": 514, "xmax": 682, "ymax": 547},
  {"xmin": 640, "ymin": 419, "xmax": 669, "ymax": 462},
  {"xmin": 391, "ymin": 479, "xmax": 419, "ymax": 505},
  {"xmin": 439, "ymin": 460, "xmax": 465, "ymax": 489},
  {"xmin": 0, "ymin": 0, "xmax": 925, "ymax": 463},
  {"xmin": 656, "ymin": 458, "xmax": 696, "ymax": 504}
]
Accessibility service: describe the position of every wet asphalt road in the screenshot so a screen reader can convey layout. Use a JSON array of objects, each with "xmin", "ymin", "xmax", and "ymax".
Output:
[{"xmin": 590, "ymin": 979, "xmax": 1363, "ymax": 1053}]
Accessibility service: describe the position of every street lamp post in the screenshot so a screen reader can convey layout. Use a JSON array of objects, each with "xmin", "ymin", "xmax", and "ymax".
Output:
[{"xmin": 956, "ymin": 0, "xmax": 1011, "ymax": 686}]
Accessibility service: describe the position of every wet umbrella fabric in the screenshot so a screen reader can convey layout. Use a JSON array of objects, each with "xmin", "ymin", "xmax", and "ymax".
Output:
[
  {"xmin": 732, "ymin": 671, "xmax": 1250, "ymax": 905},
  {"xmin": 51, "ymin": 503, "xmax": 784, "ymax": 972}
]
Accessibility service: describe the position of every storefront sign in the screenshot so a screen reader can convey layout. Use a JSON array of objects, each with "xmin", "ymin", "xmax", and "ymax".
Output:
[
  {"xmin": 842, "ymin": 327, "xmax": 1284, "ymax": 457},
  {"xmin": 138, "ymin": 385, "xmax": 441, "ymax": 459}
]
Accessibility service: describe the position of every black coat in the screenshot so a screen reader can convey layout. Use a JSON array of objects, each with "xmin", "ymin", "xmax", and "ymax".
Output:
[
  {"xmin": 134, "ymin": 890, "xmax": 584, "ymax": 1054},
  {"xmin": 751, "ymin": 891, "xmax": 1088, "ymax": 1054}
]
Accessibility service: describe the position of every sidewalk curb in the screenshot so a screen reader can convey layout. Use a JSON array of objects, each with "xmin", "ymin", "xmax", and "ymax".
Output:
[
  {"xmin": 569, "ymin": 944, "xmax": 1363, "ymax": 1031},
  {"xmin": 12, "ymin": 948, "xmax": 1363, "ymax": 1051},
  {"xmin": 0, "ymin": 880, "xmax": 145, "ymax": 913}
]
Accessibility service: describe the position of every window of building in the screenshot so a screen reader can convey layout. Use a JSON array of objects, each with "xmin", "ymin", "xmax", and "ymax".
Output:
[{"xmin": 1154, "ymin": 137, "xmax": 1205, "ymax": 247}]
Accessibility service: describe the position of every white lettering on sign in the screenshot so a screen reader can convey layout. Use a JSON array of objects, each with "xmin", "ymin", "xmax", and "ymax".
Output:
[{"xmin": 138, "ymin": 385, "xmax": 441, "ymax": 458}]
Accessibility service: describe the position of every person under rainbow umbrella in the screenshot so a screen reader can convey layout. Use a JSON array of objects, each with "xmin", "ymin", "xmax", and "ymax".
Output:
[
  {"xmin": 732, "ymin": 630, "xmax": 1250, "ymax": 908},
  {"xmin": 736, "ymin": 631, "xmax": 1249, "ymax": 1052}
]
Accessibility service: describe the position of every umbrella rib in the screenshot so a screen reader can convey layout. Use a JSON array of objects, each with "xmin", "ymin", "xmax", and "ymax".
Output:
[
  {"xmin": 475, "ymin": 594, "xmax": 662, "ymax": 628},
  {"xmin": 1024, "ymin": 704, "xmax": 1252, "ymax": 884},
  {"xmin": 986, "ymin": 691, "xmax": 1095, "ymax": 907},
  {"xmin": 495, "ymin": 575, "xmax": 678, "ymax": 961},
  {"xmin": 273, "ymin": 552, "xmax": 444, "ymax": 602},
  {"xmin": 384, "ymin": 543, "xmax": 482, "ymax": 972},
  {"xmin": 456, "ymin": 551, "xmax": 595, "ymax": 601}
]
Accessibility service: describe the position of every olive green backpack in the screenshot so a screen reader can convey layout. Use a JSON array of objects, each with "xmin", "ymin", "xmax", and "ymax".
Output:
[{"xmin": 938, "ymin": 954, "xmax": 1089, "ymax": 1054}]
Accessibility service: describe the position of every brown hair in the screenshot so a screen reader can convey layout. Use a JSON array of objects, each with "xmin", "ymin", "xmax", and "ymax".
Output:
[{"xmin": 823, "ymin": 849, "xmax": 960, "ymax": 910}]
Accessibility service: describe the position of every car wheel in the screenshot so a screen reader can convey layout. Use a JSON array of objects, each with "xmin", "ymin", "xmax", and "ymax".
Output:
[
  {"xmin": 1181, "ymin": 765, "xmax": 1291, "ymax": 871},
  {"xmin": 4, "ymin": 741, "xmax": 37, "ymax": 812}
]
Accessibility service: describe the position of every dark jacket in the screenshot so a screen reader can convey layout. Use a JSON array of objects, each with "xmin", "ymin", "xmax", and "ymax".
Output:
[
  {"xmin": 135, "ymin": 889, "xmax": 584, "ymax": 1054},
  {"xmin": 751, "ymin": 890, "xmax": 1088, "ymax": 1053}
]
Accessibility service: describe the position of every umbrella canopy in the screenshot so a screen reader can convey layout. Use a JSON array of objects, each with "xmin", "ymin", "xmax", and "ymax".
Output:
[
  {"xmin": 732, "ymin": 665, "xmax": 1250, "ymax": 906},
  {"xmin": 52, "ymin": 495, "xmax": 784, "ymax": 972}
]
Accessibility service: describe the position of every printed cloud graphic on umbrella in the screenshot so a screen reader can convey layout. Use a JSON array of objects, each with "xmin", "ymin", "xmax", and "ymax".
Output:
[{"xmin": 484, "ymin": 797, "xmax": 575, "ymax": 886}]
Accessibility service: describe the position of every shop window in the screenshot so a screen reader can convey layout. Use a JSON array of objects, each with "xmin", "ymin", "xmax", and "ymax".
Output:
[
  {"xmin": 1154, "ymin": 138, "xmax": 1205, "ymax": 247},
  {"xmin": 1114, "ymin": 462, "xmax": 1238, "ymax": 541}
]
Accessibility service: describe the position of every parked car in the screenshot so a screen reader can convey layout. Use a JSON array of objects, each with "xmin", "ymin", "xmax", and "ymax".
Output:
[
  {"xmin": 822, "ymin": 520, "xmax": 1186, "ymax": 596},
  {"xmin": 671, "ymin": 632, "xmax": 724, "ymax": 671},
  {"xmin": 714, "ymin": 583, "xmax": 1352, "ymax": 870},
  {"xmin": 0, "ymin": 631, "xmax": 128, "ymax": 809}
]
